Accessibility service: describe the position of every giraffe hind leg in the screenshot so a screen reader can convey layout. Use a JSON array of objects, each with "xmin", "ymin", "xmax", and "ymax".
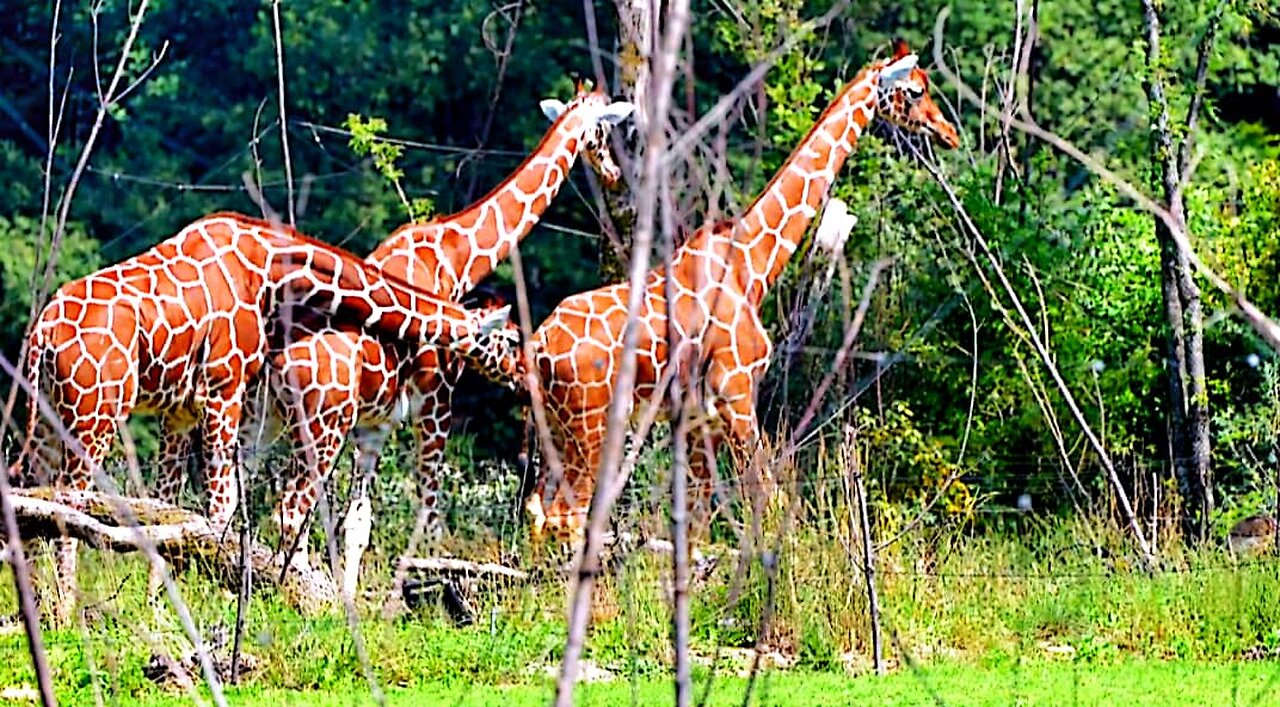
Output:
[
  {"xmin": 342, "ymin": 423, "xmax": 390, "ymax": 600},
  {"xmin": 52, "ymin": 419, "xmax": 117, "ymax": 627},
  {"xmin": 276, "ymin": 409, "xmax": 352, "ymax": 577}
]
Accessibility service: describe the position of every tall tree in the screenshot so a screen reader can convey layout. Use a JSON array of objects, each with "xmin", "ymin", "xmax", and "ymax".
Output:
[
  {"xmin": 1140, "ymin": 0, "xmax": 1224, "ymax": 543},
  {"xmin": 585, "ymin": 0, "xmax": 652, "ymax": 281}
]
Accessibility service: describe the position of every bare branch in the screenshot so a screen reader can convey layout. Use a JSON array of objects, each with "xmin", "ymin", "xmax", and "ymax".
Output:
[
  {"xmin": 39, "ymin": 0, "xmax": 159, "ymax": 294},
  {"xmin": 271, "ymin": 0, "xmax": 296, "ymax": 225},
  {"xmin": 0, "ymin": 456, "xmax": 57, "ymax": 707},
  {"xmin": 2, "ymin": 490, "xmax": 338, "ymax": 608},
  {"xmin": 462, "ymin": 0, "xmax": 525, "ymax": 202},
  {"xmin": 931, "ymin": 8, "xmax": 1280, "ymax": 353},
  {"xmin": 554, "ymin": 1, "xmax": 691, "ymax": 703},
  {"xmin": 112, "ymin": 40, "xmax": 171, "ymax": 104},
  {"xmin": 664, "ymin": 0, "xmax": 851, "ymax": 167},
  {"xmin": 1179, "ymin": 1, "xmax": 1229, "ymax": 181}
]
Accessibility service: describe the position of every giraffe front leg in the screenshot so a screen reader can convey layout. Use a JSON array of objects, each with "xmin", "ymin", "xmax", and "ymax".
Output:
[
  {"xmin": 340, "ymin": 485, "xmax": 372, "ymax": 601},
  {"xmin": 410, "ymin": 382, "xmax": 454, "ymax": 547},
  {"xmin": 697, "ymin": 356, "xmax": 770, "ymax": 549},
  {"xmin": 716, "ymin": 396, "xmax": 776, "ymax": 544},
  {"xmin": 148, "ymin": 418, "xmax": 196, "ymax": 620},
  {"xmin": 199, "ymin": 394, "xmax": 245, "ymax": 539},
  {"xmin": 684, "ymin": 425, "xmax": 723, "ymax": 546},
  {"xmin": 531, "ymin": 421, "xmax": 604, "ymax": 550},
  {"xmin": 154, "ymin": 418, "xmax": 196, "ymax": 504}
]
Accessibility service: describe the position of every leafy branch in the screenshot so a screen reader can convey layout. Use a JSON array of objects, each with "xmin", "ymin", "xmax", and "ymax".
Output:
[{"xmin": 343, "ymin": 113, "xmax": 434, "ymax": 222}]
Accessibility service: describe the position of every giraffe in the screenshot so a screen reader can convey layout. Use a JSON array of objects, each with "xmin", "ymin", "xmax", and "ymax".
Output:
[
  {"xmin": 232, "ymin": 83, "xmax": 634, "ymax": 595},
  {"xmin": 518, "ymin": 40, "xmax": 960, "ymax": 542},
  {"xmin": 9, "ymin": 212, "xmax": 514, "ymax": 621}
]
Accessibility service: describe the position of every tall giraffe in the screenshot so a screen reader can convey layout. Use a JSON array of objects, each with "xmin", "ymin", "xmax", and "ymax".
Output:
[
  {"xmin": 519, "ymin": 41, "xmax": 960, "ymax": 541},
  {"xmin": 10, "ymin": 212, "xmax": 514, "ymax": 620},
  {"xmin": 235, "ymin": 83, "xmax": 633, "ymax": 593}
]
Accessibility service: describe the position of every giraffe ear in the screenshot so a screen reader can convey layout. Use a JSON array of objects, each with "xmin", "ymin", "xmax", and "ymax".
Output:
[
  {"xmin": 597, "ymin": 101, "xmax": 635, "ymax": 127},
  {"xmin": 880, "ymin": 53, "xmax": 919, "ymax": 86},
  {"xmin": 540, "ymin": 99, "xmax": 568, "ymax": 122},
  {"xmin": 892, "ymin": 37, "xmax": 912, "ymax": 60}
]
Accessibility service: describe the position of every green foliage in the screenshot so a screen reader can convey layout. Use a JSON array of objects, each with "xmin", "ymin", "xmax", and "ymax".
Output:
[
  {"xmin": 706, "ymin": 0, "xmax": 1280, "ymax": 527},
  {"xmin": 0, "ymin": 215, "xmax": 102, "ymax": 354},
  {"xmin": 344, "ymin": 113, "xmax": 435, "ymax": 222},
  {"xmin": 858, "ymin": 400, "xmax": 976, "ymax": 518}
]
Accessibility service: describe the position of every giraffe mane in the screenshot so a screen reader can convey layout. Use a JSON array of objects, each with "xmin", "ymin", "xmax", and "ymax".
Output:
[
  {"xmin": 202, "ymin": 211, "xmax": 466, "ymax": 302},
  {"xmin": 430, "ymin": 91, "xmax": 609, "ymax": 226}
]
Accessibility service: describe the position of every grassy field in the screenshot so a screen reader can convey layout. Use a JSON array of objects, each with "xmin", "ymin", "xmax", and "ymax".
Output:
[
  {"xmin": 3, "ymin": 516, "xmax": 1280, "ymax": 706},
  {"xmin": 109, "ymin": 660, "xmax": 1280, "ymax": 706}
]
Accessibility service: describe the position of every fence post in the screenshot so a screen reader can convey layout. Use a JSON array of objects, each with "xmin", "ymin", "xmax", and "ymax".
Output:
[{"xmin": 845, "ymin": 425, "xmax": 884, "ymax": 674}]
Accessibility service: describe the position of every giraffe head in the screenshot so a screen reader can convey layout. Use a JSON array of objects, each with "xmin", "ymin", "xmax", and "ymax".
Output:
[
  {"xmin": 456, "ymin": 288, "xmax": 524, "ymax": 390},
  {"xmin": 539, "ymin": 79, "xmax": 635, "ymax": 188},
  {"xmin": 873, "ymin": 39, "xmax": 960, "ymax": 149},
  {"xmin": 524, "ymin": 484, "xmax": 588, "ymax": 545}
]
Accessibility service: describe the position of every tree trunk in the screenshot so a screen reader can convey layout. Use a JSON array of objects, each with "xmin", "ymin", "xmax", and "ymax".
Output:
[
  {"xmin": 595, "ymin": 0, "xmax": 651, "ymax": 281},
  {"xmin": 1140, "ymin": 0, "xmax": 1214, "ymax": 543}
]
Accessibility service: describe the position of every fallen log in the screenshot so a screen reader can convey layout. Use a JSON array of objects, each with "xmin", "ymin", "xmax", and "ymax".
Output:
[
  {"xmin": 1, "ymin": 489, "xmax": 337, "ymax": 613},
  {"xmin": 399, "ymin": 556, "xmax": 529, "ymax": 582},
  {"xmin": 394, "ymin": 556, "xmax": 529, "ymax": 625}
]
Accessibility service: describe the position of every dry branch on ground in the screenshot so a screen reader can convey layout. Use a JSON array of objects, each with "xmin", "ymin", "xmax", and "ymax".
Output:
[{"xmin": 1, "ymin": 489, "xmax": 339, "ymax": 613}]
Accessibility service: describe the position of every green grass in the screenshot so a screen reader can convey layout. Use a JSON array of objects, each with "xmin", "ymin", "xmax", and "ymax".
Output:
[
  {"xmin": 120, "ymin": 660, "xmax": 1280, "ymax": 706},
  {"xmin": 4, "ymin": 514, "xmax": 1280, "ymax": 705}
]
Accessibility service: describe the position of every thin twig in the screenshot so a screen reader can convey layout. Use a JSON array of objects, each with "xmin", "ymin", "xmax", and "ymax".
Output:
[
  {"xmin": 229, "ymin": 447, "xmax": 252, "ymax": 683},
  {"xmin": 271, "ymin": 0, "xmax": 296, "ymax": 226},
  {"xmin": 553, "ymin": 1, "xmax": 690, "ymax": 703},
  {"xmin": 662, "ymin": 168, "xmax": 692, "ymax": 707},
  {"xmin": 663, "ymin": 0, "xmax": 851, "ymax": 167},
  {"xmin": 38, "ymin": 0, "xmax": 159, "ymax": 294},
  {"xmin": 581, "ymin": 0, "xmax": 608, "ymax": 91},
  {"xmin": 0, "ymin": 451, "xmax": 57, "ymax": 706},
  {"xmin": 1178, "ymin": 0, "xmax": 1228, "ymax": 183},
  {"xmin": 848, "ymin": 429, "xmax": 884, "ymax": 674},
  {"xmin": 462, "ymin": 0, "xmax": 525, "ymax": 202}
]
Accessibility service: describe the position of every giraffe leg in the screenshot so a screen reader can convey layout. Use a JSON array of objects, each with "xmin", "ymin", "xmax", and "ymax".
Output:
[
  {"xmin": 529, "ymin": 418, "xmax": 605, "ymax": 549},
  {"xmin": 148, "ymin": 418, "xmax": 196, "ymax": 620},
  {"xmin": 341, "ymin": 424, "xmax": 389, "ymax": 600},
  {"xmin": 154, "ymin": 417, "xmax": 196, "ymax": 504},
  {"xmin": 714, "ymin": 395, "xmax": 772, "ymax": 544},
  {"xmin": 694, "ymin": 355, "xmax": 769, "ymax": 548},
  {"xmin": 53, "ymin": 419, "xmax": 116, "ymax": 627},
  {"xmin": 684, "ymin": 425, "xmax": 723, "ymax": 545},
  {"xmin": 199, "ymin": 392, "xmax": 245, "ymax": 537},
  {"xmin": 410, "ymin": 379, "xmax": 455, "ymax": 547},
  {"xmin": 276, "ymin": 407, "xmax": 353, "ymax": 574}
]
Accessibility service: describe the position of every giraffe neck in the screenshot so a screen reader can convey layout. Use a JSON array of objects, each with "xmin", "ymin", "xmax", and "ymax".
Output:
[
  {"xmin": 257, "ymin": 226, "xmax": 478, "ymax": 347},
  {"xmin": 375, "ymin": 110, "xmax": 594, "ymax": 297},
  {"xmin": 732, "ymin": 65, "xmax": 882, "ymax": 303}
]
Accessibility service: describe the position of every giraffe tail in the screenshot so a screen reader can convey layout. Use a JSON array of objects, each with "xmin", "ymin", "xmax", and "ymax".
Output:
[
  {"xmin": 8, "ymin": 324, "xmax": 47, "ymax": 486},
  {"xmin": 515, "ymin": 398, "xmax": 541, "ymax": 517}
]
